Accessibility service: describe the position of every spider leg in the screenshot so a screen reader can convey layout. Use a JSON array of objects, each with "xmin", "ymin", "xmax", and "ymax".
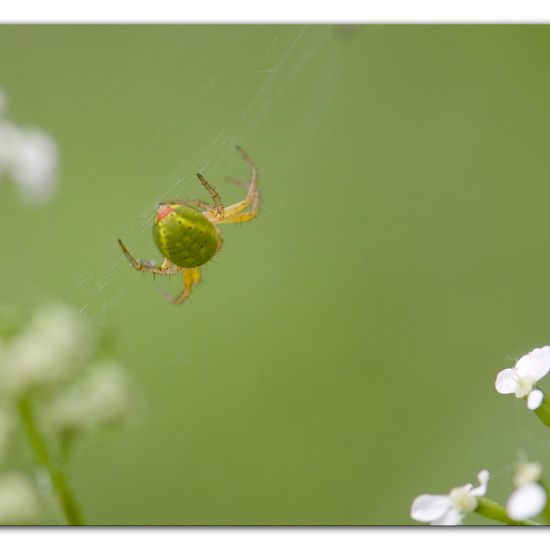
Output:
[
  {"xmin": 235, "ymin": 145, "xmax": 258, "ymax": 184},
  {"xmin": 160, "ymin": 199, "xmax": 212, "ymax": 210},
  {"xmin": 218, "ymin": 186, "xmax": 260, "ymax": 224},
  {"xmin": 196, "ymin": 173, "xmax": 224, "ymax": 221},
  {"xmin": 118, "ymin": 239, "xmax": 179, "ymax": 275},
  {"xmin": 159, "ymin": 267, "xmax": 202, "ymax": 305},
  {"xmin": 219, "ymin": 146, "xmax": 260, "ymax": 219}
]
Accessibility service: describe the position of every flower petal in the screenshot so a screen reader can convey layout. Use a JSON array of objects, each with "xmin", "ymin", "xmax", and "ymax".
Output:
[
  {"xmin": 515, "ymin": 347, "xmax": 550, "ymax": 382},
  {"xmin": 495, "ymin": 369, "xmax": 518, "ymax": 394},
  {"xmin": 527, "ymin": 390, "xmax": 544, "ymax": 410},
  {"xmin": 411, "ymin": 494, "xmax": 452, "ymax": 522},
  {"xmin": 470, "ymin": 469, "xmax": 489, "ymax": 497},
  {"xmin": 431, "ymin": 507, "xmax": 463, "ymax": 525},
  {"xmin": 507, "ymin": 483, "xmax": 547, "ymax": 521}
]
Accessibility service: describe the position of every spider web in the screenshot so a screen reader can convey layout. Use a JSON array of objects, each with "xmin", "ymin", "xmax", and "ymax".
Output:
[
  {"xmin": 62, "ymin": 26, "xmax": 326, "ymax": 320},
  {"xmin": 10, "ymin": 26, "xmax": 549, "ymax": 525}
]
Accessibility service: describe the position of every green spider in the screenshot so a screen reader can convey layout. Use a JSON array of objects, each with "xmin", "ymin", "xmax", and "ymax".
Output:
[{"xmin": 118, "ymin": 146, "xmax": 259, "ymax": 305}]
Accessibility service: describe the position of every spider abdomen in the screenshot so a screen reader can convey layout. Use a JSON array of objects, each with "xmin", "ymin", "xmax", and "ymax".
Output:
[{"xmin": 153, "ymin": 204, "xmax": 219, "ymax": 268}]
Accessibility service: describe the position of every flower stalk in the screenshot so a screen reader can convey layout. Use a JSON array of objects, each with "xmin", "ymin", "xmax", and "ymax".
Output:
[
  {"xmin": 534, "ymin": 395, "xmax": 550, "ymax": 430},
  {"xmin": 17, "ymin": 396, "xmax": 84, "ymax": 526},
  {"xmin": 476, "ymin": 497, "xmax": 540, "ymax": 526},
  {"xmin": 538, "ymin": 479, "xmax": 550, "ymax": 524}
]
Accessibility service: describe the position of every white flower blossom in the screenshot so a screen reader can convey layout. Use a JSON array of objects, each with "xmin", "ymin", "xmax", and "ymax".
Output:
[
  {"xmin": 0, "ymin": 89, "xmax": 58, "ymax": 206},
  {"xmin": 44, "ymin": 360, "xmax": 132, "ymax": 435},
  {"xmin": 411, "ymin": 470, "xmax": 489, "ymax": 525},
  {"xmin": 495, "ymin": 347, "xmax": 550, "ymax": 410},
  {"xmin": 0, "ymin": 472, "xmax": 38, "ymax": 524},
  {"xmin": 506, "ymin": 461, "xmax": 547, "ymax": 521},
  {"xmin": 0, "ymin": 303, "xmax": 93, "ymax": 394}
]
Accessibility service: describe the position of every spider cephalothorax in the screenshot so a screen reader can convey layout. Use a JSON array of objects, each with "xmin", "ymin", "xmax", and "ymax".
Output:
[{"xmin": 118, "ymin": 146, "xmax": 259, "ymax": 305}]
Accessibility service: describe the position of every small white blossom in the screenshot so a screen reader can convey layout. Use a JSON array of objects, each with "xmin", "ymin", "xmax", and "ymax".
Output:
[
  {"xmin": 0, "ymin": 89, "xmax": 58, "ymax": 206},
  {"xmin": 9, "ymin": 125, "xmax": 58, "ymax": 205},
  {"xmin": 411, "ymin": 470, "xmax": 489, "ymax": 525},
  {"xmin": 506, "ymin": 461, "xmax": 547, "ymax": 521},
  {"xmin": 514, "ymin": 461, "xmax": 542, "ymax": 487},
  {"xmin": 0, "ymin": 303, "xmax": 93, "ymax": 394},
  {"xmin": 495, "ymin": 347, "xmax": 550, "ymax": 410},
  {"xmin": 44, "ymin": 360, "xmax": 132, "ymax": 435},
  {"xmin": 0, "ymin": 472, "xmax": 38, "ymax": 524}
]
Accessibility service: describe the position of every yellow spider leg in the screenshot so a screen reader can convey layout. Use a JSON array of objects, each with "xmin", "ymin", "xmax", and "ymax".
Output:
[
  {"xmin": 196, "ymin": 174, "xmax": 224, "ymax": 220},
  {"xmin": 236, "ymin": 145, "xmax": 258, "ymax": 184},
  {"xmin": 221, "ymin": 146, "xmax": 259, "ymax": 218},
  {"xmin": 161, "ymin": 199, "xmax": 212, "ymax": 210},
  {"xmin": 222, "ymin": 190, "xmax": 259, "ymax": 217},
  {"xmin": 217, "ymin": 187, "xmax": 260, "ymax": 225},
  {"xmin": 163, "ymin": 267, "xmax": 202, "ymax": 305},
  {"xmin": 218, "ymin": 208, "xmax": 258, "ymax": 225},
  {"xmin": 118, "ymin": 239, "xmax": 179, "ymax": 275}
]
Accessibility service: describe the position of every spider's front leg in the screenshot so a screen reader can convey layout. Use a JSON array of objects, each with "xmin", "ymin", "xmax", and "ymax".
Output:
[
  {"xmin": 118, "ymin": 239, "xmax": 179, "ymax": 275},
  {"xmin": 196, "ymin": 173, "xmax": 225, "ymax": 221}
]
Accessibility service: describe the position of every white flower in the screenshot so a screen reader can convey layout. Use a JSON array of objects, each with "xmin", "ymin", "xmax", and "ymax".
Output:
[
  {"xmin": 9, "ymin": 125, "xmax": 58, "ymax": 205},
  {"xmin": 411, "ymin": 470, "xmax": 489, "ymax": 525},
  {"xmin": 44, "ymin": 360, "xmax": 132, "ymax": 435},
  {"xmin": 0, "ymin": 92, "xmax": 58, "ymax": 206},
  {"xmin": 0, "ymin": 472, "xmax": 38, "ymax": 524},
  {"xmin": 506, "ymin": 461, "xmax": 547, "ymax": 521},
  {"xmin": 495, "ymin": 347, "xmax": 550, "ymax": 410},
  {"xmin": 0, "ymin": 303, "xmax": 94, "ymax": 394}
]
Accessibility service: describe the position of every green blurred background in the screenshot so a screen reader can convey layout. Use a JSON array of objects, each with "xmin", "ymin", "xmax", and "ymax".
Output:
[{"xmin": 1, "ymin": 25, "xmax": 550, "ymax": 525}]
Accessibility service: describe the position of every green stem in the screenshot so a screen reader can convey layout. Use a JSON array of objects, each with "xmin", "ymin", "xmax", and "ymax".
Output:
[
  {"xmin": 17, "ymin": 396, "xmax": 84, "ymax": 526},
  {"xmin": 476, "ymin": 497, "xmax": 540, "ymax": 526},
  {"xmin": 533, "ymin": 394, "xmax": 550, "ymax": 430},
  {"xmin": 538, "ymin": 479, "xmax": 550, "ymax": 524}
]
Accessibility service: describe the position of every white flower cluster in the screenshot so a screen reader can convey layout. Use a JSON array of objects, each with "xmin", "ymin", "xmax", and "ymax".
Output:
[
  {"xmin": 507, "ymin": 461, "xmax": 546, "ymax": 521},
  {"xmin": 411, "ymin": 470, "xmax": 489, "ymax": 525},
  {"xmin": 0, "ymin": 303, "xmax": 133, "ymax": 435},
  {"xmin": 0, "ymin": 303, "xmax": 134, "ymax": 523},
  {"xmin": 0, "ymin": 88, "xmax": 59, "ymax": 205},
  {"xmin": 0, "ymin": 303, "xmax": 94, "ymax": 395},
  {"xmin": 411, "ymin": 346, "xmax": 550, "ymax": 525},
  {"xmin": 44, "ymin": 360, "xmax": 132, "ymax": 435},
  {"xmin": 495, "ymin": 346, "xmax": 550, "ymax": 410}
]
